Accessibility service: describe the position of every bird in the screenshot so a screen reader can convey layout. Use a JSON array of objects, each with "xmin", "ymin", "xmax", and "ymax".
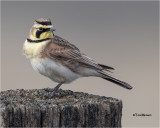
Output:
[{"xmin": 23, "ymin": 18, "xmax": 132, "ymax": 98}]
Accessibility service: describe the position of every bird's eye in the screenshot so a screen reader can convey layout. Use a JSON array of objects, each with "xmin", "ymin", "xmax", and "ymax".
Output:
[{"xmin": 39, "ymin": 27, "xmax": 43, "ymax": 31}]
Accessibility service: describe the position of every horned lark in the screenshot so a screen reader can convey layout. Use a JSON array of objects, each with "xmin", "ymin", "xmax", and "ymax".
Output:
[{"xmin": 23, "ymin": 18, "xmax": 132, "ymax": 97}]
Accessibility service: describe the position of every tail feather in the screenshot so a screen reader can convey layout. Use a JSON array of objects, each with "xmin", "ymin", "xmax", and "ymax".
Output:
[
  {"xmin": 98, "ymin": 64, "xmax": 115, "ymax": 73},
  {"xmin": 98, "ymin": 64, "xmax": 115, "ymax": 70},
  {"xmin": 99, "ymin": 72, "xmax": 133, "ymax": 90}
]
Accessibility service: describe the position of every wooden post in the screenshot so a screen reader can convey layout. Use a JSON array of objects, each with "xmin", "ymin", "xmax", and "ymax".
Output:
[{"xmin": 0, "ymin": 89, "xmax": 122, "ymax": 127}]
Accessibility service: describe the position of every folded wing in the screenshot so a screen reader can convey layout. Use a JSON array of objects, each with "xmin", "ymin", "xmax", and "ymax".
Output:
[{"xmin": 45, "ymin": 35, "xmax": 114, "ymax": 72}]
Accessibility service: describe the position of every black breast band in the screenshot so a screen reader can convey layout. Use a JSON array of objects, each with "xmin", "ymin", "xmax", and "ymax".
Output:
[{"xmin": 27, "ymin": 38, "xmax": 50, "ymax": 43}]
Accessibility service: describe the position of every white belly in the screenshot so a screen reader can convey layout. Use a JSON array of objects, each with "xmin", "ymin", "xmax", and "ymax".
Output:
[{"xmin": 30, "ymin": 58, "xmax": 81, "ymax": 83}]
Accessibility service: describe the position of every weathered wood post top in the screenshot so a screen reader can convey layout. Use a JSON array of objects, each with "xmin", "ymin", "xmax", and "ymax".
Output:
[{"xmin": 0, "ymin": 89, "xmax": 122, "ymax": 127}]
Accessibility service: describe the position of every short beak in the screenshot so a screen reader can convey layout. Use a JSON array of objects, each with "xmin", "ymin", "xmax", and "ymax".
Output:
[{"xmin": 49, "ymin": 27, "xmax": 56, "ymax": 32}]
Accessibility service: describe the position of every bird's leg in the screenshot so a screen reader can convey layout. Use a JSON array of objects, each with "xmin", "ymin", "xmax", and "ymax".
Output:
[{"xmin": 45, "ymin": 82, "xmax": 63, "ymax": 98}]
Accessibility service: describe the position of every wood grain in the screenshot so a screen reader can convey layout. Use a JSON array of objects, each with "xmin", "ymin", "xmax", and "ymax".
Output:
[{"xmin": 0, "ymin": 89, "xmax": 122, "ymax": 127}]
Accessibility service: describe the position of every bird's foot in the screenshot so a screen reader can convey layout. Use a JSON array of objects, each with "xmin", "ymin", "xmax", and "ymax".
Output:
[
  {"xmin": 44, "ymin": 87, "xmax": 55, "ymax": 92},
  {"xmin": 47, "ymin": 91, "xmax": 57, "ymax": 98},
  {"xmin": 44, "ymin": 82, "xmax": 63, "ymax": 98},
  {"xmin": 44, "ymin": 88, "xmax": 58, "ymax": 98}
]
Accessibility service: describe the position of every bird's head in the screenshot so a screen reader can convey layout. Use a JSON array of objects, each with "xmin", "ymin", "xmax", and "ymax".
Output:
[{"xmin": 28, "ymin": 18, "xmax": 56, "ymax": 41}]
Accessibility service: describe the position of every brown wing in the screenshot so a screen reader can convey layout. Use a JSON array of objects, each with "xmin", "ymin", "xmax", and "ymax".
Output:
[
  {"xmin": 45, "ymin": 35, "xmax": 103, "ymax": 71},
  {"xmin": 52, "ymin": 35, "xmax": 80, "ymax": 51}
]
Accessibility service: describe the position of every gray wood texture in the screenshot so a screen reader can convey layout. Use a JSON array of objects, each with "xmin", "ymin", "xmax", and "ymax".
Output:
[{"xmin": 0, "ymin": 89, "xmax": 122, "ymax": 127}]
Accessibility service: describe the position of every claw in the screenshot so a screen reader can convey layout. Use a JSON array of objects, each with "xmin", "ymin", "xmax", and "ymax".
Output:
[
  {"xmin": 44, "ymin": 88, "xmax": 54, "ymax": 92},
  {"xmin": 44, "ymin": 82, "xmax": 63, "ymax": 98}
]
